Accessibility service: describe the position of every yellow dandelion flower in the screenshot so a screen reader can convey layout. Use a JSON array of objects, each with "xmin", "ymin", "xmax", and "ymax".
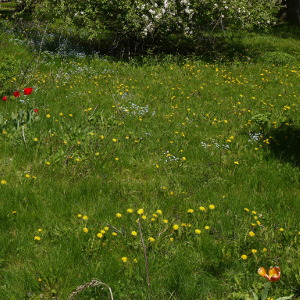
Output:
[
  {"xmin": 187, "ymin": 209, "xmax": 194, "ymax": 213},
  {"xmin": 279, "ymin": 228, "xmax": 284, "ymax": 232},
  {"xmin": 82, "ymin": 215, "xmax": 89, "ymax": 220},
  {"xmin": 251, "ymin": 249, "xmax": 258, "ymax": 254},
  {"xmin": 121, "ymin": 257, "xmax": 128, "ymax": 263},
  {"xmin": 170, "ymin": 238, "xmax": 174, "ymax": 241},
  {"xmin": 205, "ymin": 226, "xmax": 210, "ymax": 230},
  {"xmin": 163, "ymin": 219, "xmax": 169, "ymax": 223},
  {"xmin": 127, "ymin": 208, "xmax": 134, "ymax": 213},
  {"xmin": 195, "ymin": 229, "xmax": 201, "ymax": 234},
  {"xmin": 156, "ymin": 210, "xmax": 162, "ymax": 215},
  {"xmin": 131, "ymin": 231, "xmax": 137, "ymax": 236},
  {"xmin": 77, "ymin": 214, "xmax": 82, "ymax": 218},
  {"xmin": 137, "ymin": 209, "xmax": 144, "ymax": 215},
  {"xmin": 249, "ymin": 231, "xmax": 255, "ymax": 237},
  {"xmin": 1, "ymin": 180, "xmax": 7, "ymax": 185},
  {"xmin": 97, "ymin": 233, "xmax": 103, "ymax": 238},
  {"xmin": 209, "ymin": 204, "xmax": 215, "ymax": 210},
  {"xmin": 46, "ymin": 114, "xmax": 51, "ymax": 118},
  {"xmin": 241, "ymin": 254, "xmax": 248, "ymax": 260},
  {"xmin": 141, "ymin": 215, "xmax": 147, "ymax": 220},
  {"xmin": 104, "ymin": 227, "xmax": 109, "ymax": 231},
  {"xmin": 173, "ymin": 224, "xmax": 179, "ymax": 230},
  {"xmin": 199, "ymin": 206, "xmax": 206, "ymax": 211},
  {"xmin": 262, "ymin": 248, "xmax": 268, "ymax": 252},
  {"xmin": 83, "ymin": 227, "xmax": 89, "ymax": 233},
  {"xmin": 112, "ymin": 232, "xmax": 118, "ymax": 236},
  {"xmin": 148, "ymin": 237, "xmax": 155, "ymax": 242},
  {"xmin": 116, "ymin": 213, "xmax": 122, "ymax": 218},
  {"xmin": 34, "ymin": 236, "xmax": 41, "ymax": 241}
]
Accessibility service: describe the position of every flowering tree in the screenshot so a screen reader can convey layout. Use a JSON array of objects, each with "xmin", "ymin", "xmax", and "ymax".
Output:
[{"xmin": 17, "ymin": 0, "xmax": 283, "ymax": 41}]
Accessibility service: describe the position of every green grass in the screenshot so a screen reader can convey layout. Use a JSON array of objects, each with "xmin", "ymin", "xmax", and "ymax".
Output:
[{"xmin": 0, "ymin": 19, "xmax": 300, "ymax": 300}]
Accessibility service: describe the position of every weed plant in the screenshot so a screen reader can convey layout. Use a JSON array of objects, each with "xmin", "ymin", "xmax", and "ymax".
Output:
[{"xmin": 0, "ymin": 18, "xmax": 300, "ymax": 300}]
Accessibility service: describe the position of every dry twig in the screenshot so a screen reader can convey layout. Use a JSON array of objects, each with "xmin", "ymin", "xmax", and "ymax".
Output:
[{"xmin": 68, "ymin": 279, "xmax": 114, "ymax": 300}]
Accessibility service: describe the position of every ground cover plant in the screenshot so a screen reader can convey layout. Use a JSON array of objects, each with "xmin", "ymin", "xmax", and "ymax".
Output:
[{"xmin": 0, "ymin": 8, "xmax": 300, "ymax": 300}]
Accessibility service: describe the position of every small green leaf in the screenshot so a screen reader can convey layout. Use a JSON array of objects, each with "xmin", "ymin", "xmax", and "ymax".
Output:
[
  {"xmin": 261, "ymin": 282, "xmax": 271, "ymax": 300},
  {"xmin": 276, "ymin": 295, "xmax": 294, "ymax": 300}
]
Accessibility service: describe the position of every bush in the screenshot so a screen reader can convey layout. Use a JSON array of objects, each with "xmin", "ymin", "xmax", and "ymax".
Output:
[
  {"xmin": 259, "ymin": 51, "xmax": 297, "ymax": 65},
  {"xmin": 17, "ymin": 0, "xmax": 283, "ymax": 44},
  {"xmin": 0, "ymin": 55, "xmax": 21, "ymax": 94}
]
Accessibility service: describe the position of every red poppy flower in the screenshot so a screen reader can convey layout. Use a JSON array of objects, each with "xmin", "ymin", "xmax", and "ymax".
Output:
[
  {"xmin": 2, "ymin": 96, "xmax": 8, "ymax": 101},
  {"xmin": 258, "ymin": 266, "xmax": 281, "ymax": 282},
  {"xmin": 24, "ymin": 87, "xmax": 33, "ymax": 95},
  {"xmin": 13, "ymin": 91, "xmax": 21, "ymax": 97},
  {"xmin": 33, "ymin": 108, "xmax": 39, "ymax": 113}
]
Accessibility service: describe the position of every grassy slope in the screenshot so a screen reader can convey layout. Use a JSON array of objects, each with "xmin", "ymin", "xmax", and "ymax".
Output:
[{"xmin": 0, "ymin": 20, "xmax": 300, "ymax": 299}]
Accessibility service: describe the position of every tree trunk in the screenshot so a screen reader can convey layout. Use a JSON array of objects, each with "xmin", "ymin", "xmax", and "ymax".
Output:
[{"xmin": 284, "ymin": 0, "xmax": 300, "ymax": 24}]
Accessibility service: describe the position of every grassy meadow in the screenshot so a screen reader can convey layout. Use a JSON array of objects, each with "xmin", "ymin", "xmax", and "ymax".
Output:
[{"xmin": 1, "ymin": 11, "xmax": 300, "ymax": 300}]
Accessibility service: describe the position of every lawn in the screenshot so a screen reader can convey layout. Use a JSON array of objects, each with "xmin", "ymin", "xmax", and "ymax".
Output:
[{"xmin": 0, "ymin": 13, "xmax": 300, "ymax": 300}]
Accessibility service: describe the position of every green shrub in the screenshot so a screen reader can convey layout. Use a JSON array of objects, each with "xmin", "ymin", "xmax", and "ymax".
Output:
[
  {"xmin": 17, "ymin": 0, "xmax": 283, "ymax": 43},
  {"xmin": 259, "ymin": 51, "xmax": 297, "ymax": 65},
  {"xmin": 0, "ymin": 55, "xmax": 20, "ymax": 94}
]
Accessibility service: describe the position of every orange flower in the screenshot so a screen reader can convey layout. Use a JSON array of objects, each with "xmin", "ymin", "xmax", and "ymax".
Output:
[{"xmin": 258, "ymin": 266, "xmax": 281, "ymax": 282}]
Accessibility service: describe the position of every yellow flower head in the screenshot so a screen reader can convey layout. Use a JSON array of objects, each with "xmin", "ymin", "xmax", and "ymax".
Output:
[
  {"xmin": 195, "ymin": 229, "xmax": 201, "ymax": 234},
  {"xmin": 249, "ymin": 231, "xmax": 255, "ymax": 237},
  {"xmin": 131, "ymin": 231, "xmax": 138, "ymax": 236},
  {"xmin": 209, "ymin": 204, "xmax": 215, "ymax": 210},
  {"xmin": 241, "ymin": 254, "xmax": 247, "ymax": 260},
  {"xmin": 173, "ymin": 224, "xmax": 179, "ymax": 231},
  {"xmin": 137, "ymin": 208, "xmax": 144, "ymax": 215},
  {"xmin": 127, "ymin": 208, "xmax": 134, "ymax": 213},
  {"xmin": 116, "ymin": 213, "xmax": 122, "ymax": 218},
  {"xmin": 121, "ymin": 257, "xmax": 128, "ymax": 263}
]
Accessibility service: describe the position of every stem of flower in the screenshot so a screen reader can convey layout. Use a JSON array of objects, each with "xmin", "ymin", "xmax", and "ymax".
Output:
[{"xmin": 138, "ymin": 218, "xmax": 150, "ymax": 289}]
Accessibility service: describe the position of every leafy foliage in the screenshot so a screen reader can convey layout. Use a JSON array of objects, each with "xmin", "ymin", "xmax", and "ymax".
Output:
[{"xmin": 17, "ymin": 0, "xmax": 283, "ymax": 43}]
